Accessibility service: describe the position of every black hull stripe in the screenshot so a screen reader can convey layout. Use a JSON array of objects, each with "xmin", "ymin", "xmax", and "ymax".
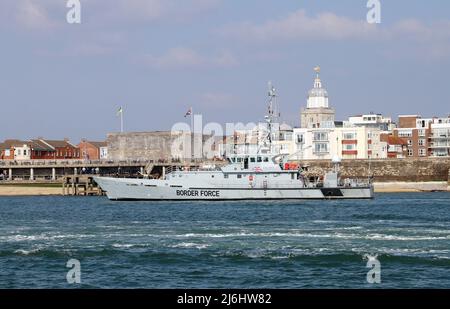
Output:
[
  {"xmin": 110, "ymin": 197, "xmax": 374, "ymax": 201},
  {"xmin": 188, "ymin": 187, "xmax": 372, "ymax": 191}
]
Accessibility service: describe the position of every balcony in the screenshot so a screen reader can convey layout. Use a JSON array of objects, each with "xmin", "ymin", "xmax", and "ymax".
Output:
[
  {"xmin": 430, "ymin": 135, "xmax": 450, "ymax": 139},
  {"xmin": 342, "ymin": 150, "xmax": 358, "ymax": 155},
  {"xmin": 429, "ymin": 142, "xmax": 450, "ymax": 148}
]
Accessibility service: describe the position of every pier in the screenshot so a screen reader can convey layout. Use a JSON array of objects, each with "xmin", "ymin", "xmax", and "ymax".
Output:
[
  {"xmin": 62, "ymin": 175, "xmax": 104, "ymax": 196},
  {"xmin": 0, "ymin": 159, "xmax": 226, "ymax": 196}
]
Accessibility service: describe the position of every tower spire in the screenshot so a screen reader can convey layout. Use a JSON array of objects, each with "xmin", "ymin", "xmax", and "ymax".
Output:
[{"xmin": 313, "ymin": 66, "xmax": 322, "ymax": 89}]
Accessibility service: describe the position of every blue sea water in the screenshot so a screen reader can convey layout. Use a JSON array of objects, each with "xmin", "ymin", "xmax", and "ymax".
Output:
[{"xmin": 0, "ymin": 193, "xmax": 449, "ymax": 288}]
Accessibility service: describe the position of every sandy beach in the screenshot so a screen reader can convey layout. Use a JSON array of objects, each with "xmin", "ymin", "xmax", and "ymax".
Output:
[
  {"xmin": 0, "ymin": 186, "xmax": 62, "ymax": 196},
  {"xmin": 374, "ymin": 181, "xmax": 449, "ymax": 193}
]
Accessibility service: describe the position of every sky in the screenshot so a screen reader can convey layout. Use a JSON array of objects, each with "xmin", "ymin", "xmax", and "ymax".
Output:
[{"xmin": 1, "ymin": 0, "xmax": 450, "ymax": 142}]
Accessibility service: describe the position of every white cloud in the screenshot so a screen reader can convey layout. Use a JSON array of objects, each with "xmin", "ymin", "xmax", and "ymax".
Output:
[
  {"xmin": 94, "ymin": 0, "xmax": 221, "ymax": 24},
  {"xmin": 220, "ymin": 9, "xmax": 450, "ymax": 43},
  {"xmin": 15, "ymin": 0, "xmax": 56, "ymax": 30},
  {"xmin": 220, "ymin": 9, "xmax": 378, "ymax": 41},
  {"xmin": 142, "ymin": 47, "xmax": 238, "ymax": 69},
  {"xmin": 219, "ymin": 9, "xmax": 450, "ymax": 61},
  {"xmin": 4, "ymin": 0, "xmax": 222, "ymax": 30}
]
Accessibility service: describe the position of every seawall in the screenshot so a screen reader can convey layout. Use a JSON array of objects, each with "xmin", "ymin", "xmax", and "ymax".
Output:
[{"xmin": 298, "ymin": 158, "xmax": 450, "ymax": 182}]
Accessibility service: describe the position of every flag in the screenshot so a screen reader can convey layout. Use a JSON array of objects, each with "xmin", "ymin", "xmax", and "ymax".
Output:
[
  {"xmin": 116, "ymin": 107, "xmax": 123, "ymax": 116},
  {"xmin": 184, "ymin": 107, "xmax": 192, "ymax": 117}
]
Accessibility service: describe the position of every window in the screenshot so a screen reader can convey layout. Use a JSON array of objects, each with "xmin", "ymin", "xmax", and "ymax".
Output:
[
  {"xmin": 314, "ymin": 132, "xmax": 328, "ymax": 141},
  {"xmin": 343, "ymin": 132, "xmax": 356, "ymax": 140},
  {"xmin": 23, "ymin": 150, "xmax": 27, "ymax": 156},
  {"xmin": 344, "ymin": 144, "xmax": 356, "ymax": 150},
  {"xmin": 5, "ymin": 150, "xmax": 10, "ymax": 156},
  {"xmin": 407, "ymin": 140, "xmax": 413, "ymax": 147},
  {"xmin": 263, "ymin": 157, "xmax": 269, "ymax": 162},
  {"xmin": 236, "ymin": 157, "xmax": 242, "ymax": 163},
  {"xmin": 17, "ymin": 149, "xmax": 21, "ymax": 155},
  {"xmin": 419, "ymin": 149, "xmax": 427, "ymax": 157},
  {"xmin": 257, "ymin": 157, "xmax": 262, "ymax": 162},
  {"xmin": 224, "ymin": 174, "xmax": 229, "ymax": 179},
  {"xmin": 250, "ymin": 157, "xmax": 255, "ymax": 163},
  {"xmin": 418, "ymin": 129, "xmax": 426, "ymax": 137},
  {"xmin": 237, "ymin": 174, "xmax": 242, "ymax": 179},
  {"xmin": 398, "ymin": 131, "xmax": 412, "ymax": 138},
  {"xmin": 408, "ymin": 149, "xmax": 413, "ymax": 156},
  {"xmin": 297, "ymin": 134, "xmax": 304, "ymax": 143},
  {"xmin": 418, "ymin": 139, "xmax": 426, "ymax": 146},
  {"xmin": 314, "ymin": 143, "xmax": 329, "ymax": 153}
]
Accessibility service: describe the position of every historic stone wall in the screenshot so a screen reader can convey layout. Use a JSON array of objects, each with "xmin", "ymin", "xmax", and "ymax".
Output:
[
  {"xmin": 297, "ymin": 158, "xmax": 450, "ymax": 182},
  {"xmin": 106, "ymin": 131, "xmax": 204, "ymax": 161}
]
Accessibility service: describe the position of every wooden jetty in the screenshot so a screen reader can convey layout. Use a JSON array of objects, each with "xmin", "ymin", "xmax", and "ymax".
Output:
[{"xmin": 62, "ymin": 175, "xmax": 104, "ymax": 196}]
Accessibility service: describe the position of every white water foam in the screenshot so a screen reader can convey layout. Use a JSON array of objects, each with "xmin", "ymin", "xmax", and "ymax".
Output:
[{"xmin": 170, "ymin": 242, "xmax": 210, "ymax": 249}]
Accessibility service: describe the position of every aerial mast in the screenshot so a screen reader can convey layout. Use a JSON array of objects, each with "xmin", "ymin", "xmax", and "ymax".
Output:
[{"xmin": 265, "ymin": 81, "xmax": 280, "ymax": 151}]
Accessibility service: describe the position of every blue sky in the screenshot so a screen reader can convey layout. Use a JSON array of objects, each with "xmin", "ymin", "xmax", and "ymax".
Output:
[{"xmin": 1, "ymin": 0, "xmax": 450, "ymax": 141}]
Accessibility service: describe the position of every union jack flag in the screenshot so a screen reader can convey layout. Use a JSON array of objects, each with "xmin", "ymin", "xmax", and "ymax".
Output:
[{"xmin": 184, "ymin": 107, "xmax": 192, "ymax": 117}]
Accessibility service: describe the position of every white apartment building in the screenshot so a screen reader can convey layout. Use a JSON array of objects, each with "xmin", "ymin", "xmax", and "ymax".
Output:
[
  {"xmin": 347, "ymin": 114, "xmax": 395, "ymax": 132},
  {"xmin": 291, "ymin": 125, "xmax": 387, "ymax": 161},
  {"xmin": 429, "ymin": 117, "xmax": 450, "ymax": 157}
]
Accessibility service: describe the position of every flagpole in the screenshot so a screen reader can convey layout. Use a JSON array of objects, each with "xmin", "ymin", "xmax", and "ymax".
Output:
[
  {"xmin": 191, "ymin": 107, "xmax": 194, "ymax": 161},
  {"xmin": 121, "ymin": 111, "xmax": 124, "ymax": 133}
]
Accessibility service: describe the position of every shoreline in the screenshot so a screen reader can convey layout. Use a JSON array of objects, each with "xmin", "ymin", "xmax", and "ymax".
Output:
[
  {"xmin": 0, "ymin": 185, "xmax": 62, "ymax": 196},
  {"xmin": 0, "ymin": 182, "xmax": 448, "ymax": 196}
]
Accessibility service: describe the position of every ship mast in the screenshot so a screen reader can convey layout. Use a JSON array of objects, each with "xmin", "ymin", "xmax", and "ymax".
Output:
[{"xmin": 264, "ymin": 81, "xmax": 279, "ymax": 153}]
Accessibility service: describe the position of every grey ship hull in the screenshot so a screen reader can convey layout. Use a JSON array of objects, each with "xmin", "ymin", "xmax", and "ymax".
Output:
[{"xmin": 94, "ymin": 176, "xmax": 374, "ymax": 201}]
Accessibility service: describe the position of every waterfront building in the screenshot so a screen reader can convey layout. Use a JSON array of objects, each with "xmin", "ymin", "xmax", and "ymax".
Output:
[
  {"xmin": 393, "ymin": 115, "xmax": 450, "ymax": 158},
  {"xmin": 0, "ymin": 140, "xmax": 32, "ymax": 160},
  {"xmin": 429, "ymin": 117, "xmax": 450, "ymax": 157},
  {"xmin": 78, "ymin": 140, "xmax": 108, "ymax": 160},
  {"xmin": 35, "ymin": 139, "xmax": 80, "ymax": 160},
  {"xmin": 0, "ymin": 138, "xmax": 80, "ymax": 160},
  {"xmin": 394, "ymin": 115, "xmax": 432, "ymax": 158},
  {"xmin": 300, "ymin": 67, "xmax": 335, "ymax": 129},
  {"xmin": 29, "ymin": 140, "xmax": 57, "ymax": 159},
  {"xmin": 380, "ymin": 134, "xmax": 408, "ymax": 158},
  {"xmin": 292, "ymin": 125, "xmax": 386, "ymax": 161},
  {"xmin": 346, "ymin": 113, "xmax": 395, "ymax": 132}
]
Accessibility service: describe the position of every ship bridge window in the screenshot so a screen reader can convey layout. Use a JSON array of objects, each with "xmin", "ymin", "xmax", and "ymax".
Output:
[
  {"xmin": 237, "ymin": 174, "xmax": 242, "ymax": 179},
  {"xmin": 250, "ymin": 157, "xmax": 256, "ymax": 163},
  {"xmin": 257, "ymin": 157, "xmax": 262, "ymax": 162},
  {"xmin": 263, "ymin": 157, "xmax": 269, "ymax": 162},
  {"xmin": 236, "ymin": 157, "xmax": 242, "ymax": 163}
]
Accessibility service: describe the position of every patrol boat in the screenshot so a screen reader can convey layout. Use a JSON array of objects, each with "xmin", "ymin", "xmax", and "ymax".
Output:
[{"xmin": 94, "ymin": 86, "xmax": 374, "ymax": 201}]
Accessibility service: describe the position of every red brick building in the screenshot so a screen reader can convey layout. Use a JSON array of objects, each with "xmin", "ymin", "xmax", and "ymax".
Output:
[
  {"xmin": 393, "ymin": 115, "xmax": 432, "ymax": 158},
  {"xmin": 78, "ymin": 140, "xmax": 108, "ymax": 160},
  {"xmin": 0, "ymin": 139, "xmax": 80, "ymax": 160},
  {"xmin": 380, "ymin": 134, "xmax": 408, "ymax": 158},
  {"xmin": 38, "ymin": 139, "xmax": 80, "ymax": 159}
]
